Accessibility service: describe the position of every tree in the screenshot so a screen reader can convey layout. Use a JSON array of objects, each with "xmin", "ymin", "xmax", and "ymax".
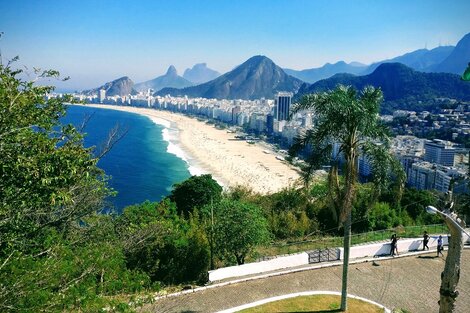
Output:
[
  {"xmin": 214, "ymin": 199, "xmax": 271, "ymax": 265},
  {"xmin": 0, "ymin": 62, "xmax": 111, "ymax": 253},
  {"xmin": 0, "ymin": 60, "xmax": 148, "ymax": 311},
  {"xmin": 115, "ymin": 200, "xmax": 210, "ymax": 284},
  {"xmin": 290, "ymin": 85, "xmax": 404, "ymax": 311},
  {"xmin": 169, "ymin": 174, "xmax": 223, "ymax": 217}
]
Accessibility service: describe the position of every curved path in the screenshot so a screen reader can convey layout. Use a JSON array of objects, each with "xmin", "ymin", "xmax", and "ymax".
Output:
[{"xmin": 141, "ymin": 250, "xmax": 470, "ymax": 313}]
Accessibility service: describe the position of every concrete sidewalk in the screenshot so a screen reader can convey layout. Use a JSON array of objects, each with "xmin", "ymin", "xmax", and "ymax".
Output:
[{"xmin": 142, "ymin": 249, "xmax": 470, "ymax": 313}]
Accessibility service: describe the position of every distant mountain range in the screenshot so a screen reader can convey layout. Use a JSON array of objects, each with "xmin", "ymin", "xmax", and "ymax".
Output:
[
  {"xmin": 183, "ymin": 63, "xmax": 220, "ymax": 84},
  {"xmin": 284, "ymin": 61, "xmax": 367, "ymax": 84},
  {"xmin": 364, "ymin": 46, "xmax": 454, "ymax": 74},
  {"xmin": 286, "ymin": 32, "xmax": 470, "ymax": 83},
  {"xmin": 134, "ymin": 66, "xmax": 193, "ymax": 93},
  {"xmin": 83, "ymin": 76, "xmax": 137, "ymax": 97},
  {"xmin": 157, "ymin": 55, "xmax": 303, "ymax": 100},
  {"xmin": 296, "ymin": 63, "xmax": 470, "ymax": 113},
  {"xmin": 84, "ymin": 32, "xmax": 470, "ymax": 104},
  {"xmin": 432, "ymin": 33, "xmax": 470, "ymax": 74}
]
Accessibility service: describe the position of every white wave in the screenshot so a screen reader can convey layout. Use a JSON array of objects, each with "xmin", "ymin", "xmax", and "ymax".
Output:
[
  {"xmin": 148, "ymin": 116, "xmax": 171, "ymax": 128},
  {"xmin": 148, "ymin": 116, "xmax": 207, "ymax": 177}
]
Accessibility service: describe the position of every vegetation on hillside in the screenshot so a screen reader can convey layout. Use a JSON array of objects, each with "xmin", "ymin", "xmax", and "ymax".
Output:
[{"xmin": 1, "ymin": 61, "xmax": 449, "ymax": 312}]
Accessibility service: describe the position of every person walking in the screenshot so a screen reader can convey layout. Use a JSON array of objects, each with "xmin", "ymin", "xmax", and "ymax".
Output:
[
  {"xmin": 423, "ymin": 231, "xmax": 430, "ymax": 251},
  {"xmin": 390, "ymin": 234, "xmax": 399, "ymax": 256},
  {"xmin": 437, "ymin": 235, "xmax": 444, "ymax": 257}
]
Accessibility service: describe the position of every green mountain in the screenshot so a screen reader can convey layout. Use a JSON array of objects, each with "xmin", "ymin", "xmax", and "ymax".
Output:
[
  {"xmin": 284, "ymin": 61, "xmax": 367, "ymax": 83},
  {"xmin": 84, "ymin": 76, "xmax": 137, "ymax": 96},
  {"xmin": 296, "ymin": 63, "xmax": 470, "ymax": 113},
  {"xmin": 157, "ymin": 55, "xmax": 304, "ymax": 100},
  {"xmin": 134, "ymin": 66, "xmax": 193, "ymax": 93}
]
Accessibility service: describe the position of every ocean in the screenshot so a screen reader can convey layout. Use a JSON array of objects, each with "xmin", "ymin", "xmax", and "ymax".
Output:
[{"xmin": 62, "ymin": 105, "xmax": 192, "ymax": 211}]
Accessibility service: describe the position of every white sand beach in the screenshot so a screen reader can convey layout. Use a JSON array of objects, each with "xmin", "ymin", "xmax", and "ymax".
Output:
[{"xmin": 80, "ymin": 104, "xmax": 301, "ymax": 194}]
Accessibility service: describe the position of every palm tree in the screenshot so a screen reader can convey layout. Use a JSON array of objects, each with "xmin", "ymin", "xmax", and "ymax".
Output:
[{"xmin": 290, "ymin": 85, "xmax": 404, "ymax": 311}]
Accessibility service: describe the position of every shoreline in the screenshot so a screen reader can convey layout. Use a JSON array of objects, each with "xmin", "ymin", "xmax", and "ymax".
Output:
[{"xmin": 72, "ymin": 103, "xmax": 301, "ymax": 194}]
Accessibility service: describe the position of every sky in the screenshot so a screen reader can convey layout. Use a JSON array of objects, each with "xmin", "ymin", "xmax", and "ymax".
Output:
[{"xmin": 1, "ymin": 0, "xmax": 469, "ymax": 91}]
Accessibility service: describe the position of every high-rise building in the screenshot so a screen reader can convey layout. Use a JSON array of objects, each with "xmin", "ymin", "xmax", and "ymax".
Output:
[
  {"xmin": 424, "ymin": 139, "xmax": 456, "ymax": 166},
  {"xmin": 275, "ymin": 92, "xmax": 293, "ymax": 121},
  {"xmin": 99, "ymin": 89, "xmax": 106, "ymax": 103},
  {"xmin": 266, "ymin": 114, "xmax": 274, "ymax": 134},
  {"xmin": 232, "ymin": 106, "xmax": 241, "ymax": 124},
  {"xmin": 408, "ymin": 162, "xmax": 436, "ymax": 190}
]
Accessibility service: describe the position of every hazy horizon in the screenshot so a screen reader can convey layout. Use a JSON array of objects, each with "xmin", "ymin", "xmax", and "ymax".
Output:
[{"xmin": 1, "ymin": 0, "xmax": 469, "ymax": 91}]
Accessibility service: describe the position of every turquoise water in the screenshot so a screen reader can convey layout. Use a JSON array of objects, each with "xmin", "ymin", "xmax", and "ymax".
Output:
[{"xmin": 62, "ymin": 105, "xmax": 191, "ymax": 211}]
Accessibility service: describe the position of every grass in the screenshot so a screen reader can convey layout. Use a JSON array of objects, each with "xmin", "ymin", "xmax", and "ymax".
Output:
[
  {"xmin": 254, "ymin": 224, "xmax": 447, "ymax": 260},
  {"xmin": 239, "ymin": 294, "xmax": 384, "ymax": 313}
]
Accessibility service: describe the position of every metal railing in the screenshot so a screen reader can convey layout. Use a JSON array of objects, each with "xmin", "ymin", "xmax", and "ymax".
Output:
[
  {"xmin": 308, "ymin": 248, "xmax": 340, "ymax": 264},
  {"xmin": 256, "ymin": 224, "xmax": 447, "ymax": 259}
]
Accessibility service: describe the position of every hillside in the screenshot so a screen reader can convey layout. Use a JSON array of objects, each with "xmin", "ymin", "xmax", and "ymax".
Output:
[
  {"xmin": 296, "ymin": 63, "xmax": 470, "ymax": 113},
  {"xmin": 157, "ymin": 55, "xmax": 304, "ymax": 100},
  {"xmin": 83, "ymin": 76, "xmax": 137, "ymax": 96},
  {"xmin": 432, "ymin": 33, "xmax": 470, "ymax": 75},
  {"xmin": 364, "ymin": 46, "xmax": 454, "ymax": 74}
]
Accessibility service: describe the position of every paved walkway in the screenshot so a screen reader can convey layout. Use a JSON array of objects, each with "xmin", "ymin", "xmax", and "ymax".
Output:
[{"xmin": 141, "ymin": 250, "xmax": 470, "ymax": 313}]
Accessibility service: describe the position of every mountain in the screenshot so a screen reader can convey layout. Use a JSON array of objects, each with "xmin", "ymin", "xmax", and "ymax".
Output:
[
  {"xmin": 284, "ymin": 61, "xmax": 367, "ymax": 83},
  {"xmin": 296, "ymin": 63, "xmax": 470, "ymax": 113},
  {"xmin": 183, "ymin": 63, "xmax": 221, "ymax": 84},
  {"xmin": 432, "ymin": 33, "xmax": 470, "ymax": 75},
  {"xmin": 157, "ymin": 55, "xmax": 304, "ymax": 100},
  {"xmin": 364, "ymin": 46, "xmax": 455, "ymax": 74},
  {"xmin": 134, "ymin": 66, "xmax": 193, "ymax": 93},
  {"xmin": 83, "ymin": 76, "xmax": 137, "ymax": 96}
]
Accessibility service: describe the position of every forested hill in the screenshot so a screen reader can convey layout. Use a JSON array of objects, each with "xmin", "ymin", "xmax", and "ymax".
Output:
[{"xmin": 296, "ymin": 63, "xmax": 470, "ymax": 113}]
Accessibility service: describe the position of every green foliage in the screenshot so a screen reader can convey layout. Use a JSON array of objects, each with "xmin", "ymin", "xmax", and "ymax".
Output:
[
  {"xmin": 169, "ymin": 174, "xmax": 223, "ymax": 217},
  {"xmin": 0, "ymin": 61, "xmax": 149, "ymax": 312},
  {"xmin": 290, "ymin": 85, "xmax": 404, "ymax": 224},
  {"xmin": 214, "ymin": 199, "xmax": 271, "ymax": 265},
  {"xmin": 116, "ymin": 201, "xmax": 210, "ymax": 285},
  {"xmin": 0, "ymin": 216, "xmax": 150, "ymax": 312},
  {"xmin": 400, "ymin": 188, "xmax": 439, "ymax": 224},
  {"xmin": 366, "ymin": 202, "xmax": 399, "ymax": 230}
]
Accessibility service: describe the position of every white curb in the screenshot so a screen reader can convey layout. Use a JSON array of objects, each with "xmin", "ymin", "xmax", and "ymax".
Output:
[{"xmin": 216, "ymin": 291, "xmax": 391, "ymax": 313}]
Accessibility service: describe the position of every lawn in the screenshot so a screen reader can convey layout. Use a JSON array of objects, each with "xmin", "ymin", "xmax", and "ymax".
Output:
[{"xmin": 239, "ymin": 294, "xmax": 384, "ymax": 313}]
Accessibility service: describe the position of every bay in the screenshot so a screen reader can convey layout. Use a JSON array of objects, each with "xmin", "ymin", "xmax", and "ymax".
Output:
[{"xmin": 62, "ymin": 105, "xmax": 191, "ymax": 211}]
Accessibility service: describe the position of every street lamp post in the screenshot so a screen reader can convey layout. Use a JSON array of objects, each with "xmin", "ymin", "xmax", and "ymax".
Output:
[{"xmin": 426, "ymin": 205, "xmax": 467, "ymax": 313}]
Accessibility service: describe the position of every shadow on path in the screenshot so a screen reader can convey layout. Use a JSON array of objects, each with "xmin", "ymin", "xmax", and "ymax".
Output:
[{"xmin": 417, "ymin": 255, "xmax": 438, "ymax": 259}]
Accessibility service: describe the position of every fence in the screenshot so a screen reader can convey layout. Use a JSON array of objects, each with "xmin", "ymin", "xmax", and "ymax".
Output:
[
  {"xmin": 307, "ymin": 248, "xmax": 340, "ymax": 264},
  {"xmin": 256, "ymin": 224, "xmax": 447, "ymax": 259}
]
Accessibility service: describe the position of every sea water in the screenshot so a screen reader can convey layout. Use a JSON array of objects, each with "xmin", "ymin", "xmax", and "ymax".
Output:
[{"xmin": 62, "ymin": 105, "xmax": 191, "ymax": 211}]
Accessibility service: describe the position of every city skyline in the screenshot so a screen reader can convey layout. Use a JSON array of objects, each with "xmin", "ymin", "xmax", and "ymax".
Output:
[{"xmin": 1, "ymin": 0, "xmax": 469, "ymax": 90}]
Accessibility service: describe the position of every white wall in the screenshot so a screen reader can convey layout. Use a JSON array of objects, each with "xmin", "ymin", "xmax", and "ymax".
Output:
[
  {"xmin": 338, "ymin": 235, "xmax": 449, "ymax": 260},
  {"xmin": 209, "ymin": 252, "xmax": 309, "ymax": 282},
  {"xmin": 209, "ymin": 234, "xmax": 464, "ymax": 282}
]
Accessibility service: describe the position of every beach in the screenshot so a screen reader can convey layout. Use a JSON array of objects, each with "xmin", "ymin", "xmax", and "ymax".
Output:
[{"xmin": 79, "ymin": 104, "xmax": 301, "ymax": 194}]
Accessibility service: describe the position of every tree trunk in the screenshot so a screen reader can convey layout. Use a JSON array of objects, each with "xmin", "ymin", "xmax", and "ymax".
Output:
[
  {"xmin": 340, "ymin": 144, "xmax": 356, "ymax": 312},
  {"xmin": 439, "ymin": 221, "xmax": 463, "ymax": 313},
  {"xmin": 340, "ymin": 210, "xmax": 352, "ymax": 311}
]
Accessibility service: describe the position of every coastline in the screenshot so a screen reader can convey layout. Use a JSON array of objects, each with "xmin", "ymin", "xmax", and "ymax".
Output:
[{"xmin": 74, "ymin": 103, "xmax": 301, "ymax": 194}]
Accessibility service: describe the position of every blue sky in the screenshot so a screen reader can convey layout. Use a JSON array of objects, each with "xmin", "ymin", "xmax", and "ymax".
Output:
[{"xmin": 1, "ymin": 0, "xmax": 469, "ymax": 90}]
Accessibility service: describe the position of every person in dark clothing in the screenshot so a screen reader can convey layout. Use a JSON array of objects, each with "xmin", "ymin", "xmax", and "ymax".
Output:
[
  {"xmin": 390, "ymin": 234, "xmax": 399, "ymax": 256},
  {"xmin": 437, "ymin": 235, "xmax": 444, "ymax": 257},
  {"xmin": 423, "ymin": 231, "xmax": 429, "ymax": 251}
]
